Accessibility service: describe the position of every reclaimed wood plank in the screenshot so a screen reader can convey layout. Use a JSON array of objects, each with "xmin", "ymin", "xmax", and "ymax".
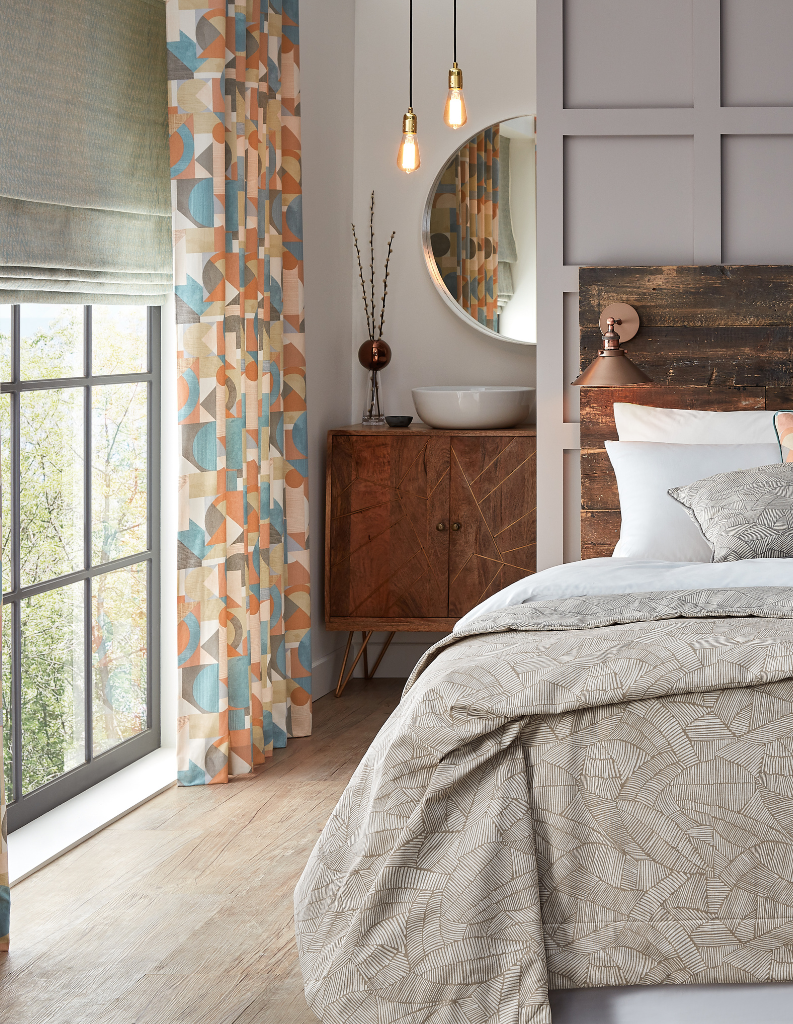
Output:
[
  {"xmin": 767, "ymin": 387, "xmax": 793, "ymax": 410},
  {"xmin": 578, "ymin": 266, "xmax": 793, "ymax": 388},
  {"xmin": 581, "ymin": 511, "xmax": 621, "ymax": 560},
  {"xmin": 579, "ymin": 385, "xmax": 766, "ymax": 448},
  {"xmin": 579, "ymin": 265, "xmax": 793, "ymax": 329}
]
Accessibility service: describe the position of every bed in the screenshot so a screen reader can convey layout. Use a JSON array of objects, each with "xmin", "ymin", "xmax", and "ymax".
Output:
[{"xmin": 295, "ymin": 266, "xmax": 793, "ymax": 1023}]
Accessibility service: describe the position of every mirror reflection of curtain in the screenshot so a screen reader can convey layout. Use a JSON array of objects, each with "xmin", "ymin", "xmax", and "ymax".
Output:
[
  {"xmin": 431, "ymin": 126, "xmax": 499, "ymax": 330},
  {"xmin": 496, "ymin": 135, "xmax": 517, "ymax": 317}
]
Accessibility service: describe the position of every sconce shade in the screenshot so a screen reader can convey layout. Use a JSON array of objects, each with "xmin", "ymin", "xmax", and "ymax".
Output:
[
  {"xmin": 572, "ymin": 306, "xmax": 653, "ymax": 386},
  {"xmin": 572, "ymin": 349, "xmax": 653, "ymax": 386}
]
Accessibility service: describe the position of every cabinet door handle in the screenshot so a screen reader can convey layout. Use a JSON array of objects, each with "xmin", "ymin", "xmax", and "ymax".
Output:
[
  {"xmin": 436, "ymin": 522, "xmax": 446, "ymax": 531},
  {"xmin": 451, "ymin": 522, "xmax": 461, "ymax": 531}
]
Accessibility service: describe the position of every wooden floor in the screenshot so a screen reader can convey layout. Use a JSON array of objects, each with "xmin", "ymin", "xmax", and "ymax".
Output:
[{"xmin": 0, "ymin": 677, "xmax": 402, "ymax": 1024}]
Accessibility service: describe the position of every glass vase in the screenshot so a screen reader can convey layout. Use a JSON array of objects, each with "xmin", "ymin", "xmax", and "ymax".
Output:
[{"xmin": 362, "ymin": 368, "xmax": 385, "ymax": 425}]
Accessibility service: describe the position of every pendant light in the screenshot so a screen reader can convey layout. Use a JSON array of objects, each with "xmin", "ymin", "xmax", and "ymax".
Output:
[
  {"xmin": 397, "ymin": 0, "xmax": 420, "ymax": 173},
  {"xmin": 443, "ymin": 0, "xmax": 467, "ymax": 129}
]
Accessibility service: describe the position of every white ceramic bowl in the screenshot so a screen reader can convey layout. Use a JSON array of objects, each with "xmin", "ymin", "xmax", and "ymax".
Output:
[{"xmin": 412, "ymin": 386, "xmax": 535, "ymax": 429}]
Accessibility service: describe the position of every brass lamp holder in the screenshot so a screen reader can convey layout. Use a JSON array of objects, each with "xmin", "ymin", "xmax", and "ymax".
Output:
[
  {"xmin": 448, "ymin": 62, "xmax": 463, "ymax": 90},
  {"xmin": 572, "ymin": 302, "xmax": 653, "ymax": 386}
]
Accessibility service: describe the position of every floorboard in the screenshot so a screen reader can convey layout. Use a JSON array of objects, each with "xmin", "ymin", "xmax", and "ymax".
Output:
[{"xmin": 0, "ymin": 677, "xmax": 403, "ymax": 1024}]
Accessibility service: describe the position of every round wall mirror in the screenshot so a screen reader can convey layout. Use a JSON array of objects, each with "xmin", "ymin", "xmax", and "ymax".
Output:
[{"xmin": 422, "ymin": 115, "xmax": 536, "ymax": 345}]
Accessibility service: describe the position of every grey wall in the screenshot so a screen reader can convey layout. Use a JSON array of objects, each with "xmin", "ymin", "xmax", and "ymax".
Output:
[
  {"xmin": 300, "ymin": 0, "xmax": 356, "ymax": 698},
  {"xmin": 536, "ymin": 0, "xmax": 793, "ymax": 568},
  {"xmin": 301, "ymin": 0, "xmax": 539, "ymax": 691}
]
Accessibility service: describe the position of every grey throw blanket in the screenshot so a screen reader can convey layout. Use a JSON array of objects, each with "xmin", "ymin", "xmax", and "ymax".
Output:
[{"xmin": 295, "ymin": 589, "xmax": 793, "ymax": 1023}]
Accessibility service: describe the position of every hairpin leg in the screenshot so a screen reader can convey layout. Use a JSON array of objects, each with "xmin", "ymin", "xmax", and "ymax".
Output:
[
  {"xmin": 366, "ymin": 631, "xmax": 396, "ymax": 681},
  {"xmin": 334, "ymin": 632, "xmax": 354, "ymax": 698},
  {"xmin": 362, "ymin": 631, "xmax": 370, "ymax": 680},
  {"xmin": 335, "ymin": 630, "xmax": 374, "ymax": 697}
]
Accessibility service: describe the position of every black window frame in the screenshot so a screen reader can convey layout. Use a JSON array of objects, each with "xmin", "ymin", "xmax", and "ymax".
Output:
[{"xmin": 3, "ymin": 304, "xmax": 161, "ymax": 832}]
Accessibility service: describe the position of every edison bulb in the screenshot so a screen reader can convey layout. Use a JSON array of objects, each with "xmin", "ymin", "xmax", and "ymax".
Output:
[
  {"xmin": 397, "ymin": 131, "xmax": 420, "ymax": 173},
  {"xmin": 397, "ymin": 109, "xmax": 420, "ymax": 173},
  {"xmin": 444, "ymin": 87, "xmax": 467, "ymax": 129}
]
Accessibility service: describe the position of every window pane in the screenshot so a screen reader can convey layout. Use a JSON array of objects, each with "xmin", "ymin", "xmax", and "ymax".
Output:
[
  {"xmin": 2, "ymin": 604, "xmax": 11, "ymax": 804},
  {"xmin": 92, "ymin": 383, "xmax": 147, "ymax": 564},
  {"xmin": 91, "ymin": 306, "xmax": 147, "ymax": 376},
  {"xmin": 20, "ymin": 388, "xmax": 85, "ymax": 586},
  {"xmin": 0, "ymin": 305, "xmax": 10, "ymax": 382},
  {"xmin": 21, "ymin": 582, "xmax": 85, "ymax": 794},
  {"xmin": 1, "ymin": 394, "xmax": 10, "ymax": 593},
  {"xmin": 20, "ymin": 305, "xmax": 83, "ymax": 381},
  {"xmin": 92, "ymin": 563, "xmax": 147, "ymax": 756}
]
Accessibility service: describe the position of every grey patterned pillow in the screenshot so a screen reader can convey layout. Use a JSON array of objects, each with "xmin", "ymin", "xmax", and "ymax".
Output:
[{"xmin": 668, "ymin": 464, "xmax": 793, "ymax": 562}]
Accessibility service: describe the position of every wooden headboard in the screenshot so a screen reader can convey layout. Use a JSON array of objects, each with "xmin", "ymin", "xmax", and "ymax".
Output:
[{"xmin": 579, "ymin": 265, "xmax": 793, "ymax": 559}]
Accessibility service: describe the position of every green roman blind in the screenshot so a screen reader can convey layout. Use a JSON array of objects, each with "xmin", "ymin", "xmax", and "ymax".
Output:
[{"xmin": 0, "ymin": 0, "xmax": 172, "ymax": 304}]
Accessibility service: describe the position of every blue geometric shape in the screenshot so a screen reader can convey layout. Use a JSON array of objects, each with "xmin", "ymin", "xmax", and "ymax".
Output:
[
  {"xmin": 298, "ymin": 629, "xmax": 312, "ymax": 673},
  {"xmin": 269, "ymin": 584, "xmax": 282, "ymax": 629},
  {"xmin": 178, "ymin": 519, "xmax": 209, "ymax": 563},
  {"xmin": 287, "ymin": 458, "xmax": 308, "ymax": 479},
  {"xmin": 235, "ymin": 11, "xmax": 246, "ymax": 52},
  {"xmin": 273, "ymin": 717, "xmax": 287, "ymax": 748},
  {"xmin": 188, "ymin": 177, "xmax": 214, "ymax": 227},
  {"xmin": 192, "ymin": 422, "xmax": 218, "ymax": 471},
  {"xmin": 192, "ymin": 664, "xmax": 220, "ymax": 713},
  {"xmin": 284, "ymin": 196, "xmax": 303, "ymax": 261},
  {"xmin": 178, "ymin": 611, "xmax": 201, "ymax": 666},
  {"xmin": 291, "ymin": 410, "xmax": 308, "ymax": 456},
  {"xmin": 228, "ymin": 707, "xmax": 245, "ymax": 732},
  {"xmin": 178, "ymin": 367, "xmax": 200, "ymax": 422},
  {"xmin": 225, "ymin": 177, "xmax": 243, "ymax": 233},
  {"xmin": 0, "ymin": 884, "xmax": 8, "ymax": 941},
  {"xmin": 225, "ymin": 415, "xmax": 244, "ymax": 471},
  {"xmin": 175, "ymin": 274, "xmax": 212, "ymax": 316},
  {"xmin": 227, "ymin": 656, "xmax": 251, "ymax": 709},
  {"xmin": 177, "ymin": 759, "xmax": 206, "ymax": 787},
  {"xmin": 168, "ymin": 31, "xmax": 202, "ymax": 73},
  {"xmin": 171, "ymin": 124, "xmax": 194, "ymax": 178}
]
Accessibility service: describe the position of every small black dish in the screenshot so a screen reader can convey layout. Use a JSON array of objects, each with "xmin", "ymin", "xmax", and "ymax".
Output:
[{"xmin": 385, "ymin": 415, "xmax": 413, "ymax": 428}]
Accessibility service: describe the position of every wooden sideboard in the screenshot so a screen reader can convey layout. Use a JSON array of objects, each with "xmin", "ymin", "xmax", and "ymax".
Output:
[{"xmin": 325, "ymin": 424, "xmax": 536, "ymax": 691}]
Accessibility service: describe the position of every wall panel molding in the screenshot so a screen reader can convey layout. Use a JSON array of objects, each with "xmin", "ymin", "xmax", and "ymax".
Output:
[{"xmin": 536, "ymin": 0, "xmax": 793, "ymax": 567}]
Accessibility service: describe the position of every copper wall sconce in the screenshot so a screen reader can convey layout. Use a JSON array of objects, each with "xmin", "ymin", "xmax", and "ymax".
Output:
[{"xmin": 572, "ymin": 302, "xmax": 653, "ymax": 386}]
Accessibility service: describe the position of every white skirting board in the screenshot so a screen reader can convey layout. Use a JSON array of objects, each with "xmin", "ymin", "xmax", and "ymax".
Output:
[
  {"xmin": 311, "ymin": 634, "xmax": 441, "ymax": 701},
  {"xmin": 550, "ymin": 983, "xmax": 793, "ymax": 1023}
]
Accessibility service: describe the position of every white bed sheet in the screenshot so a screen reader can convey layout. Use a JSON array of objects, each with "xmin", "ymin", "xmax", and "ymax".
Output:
[
  {"xmin": 458, "ymin": 558, "xmax": 793, "ymax": 1022},
  {"xmin": 457, "ymin": 557, "xmax": 793, "ymax": 629}
]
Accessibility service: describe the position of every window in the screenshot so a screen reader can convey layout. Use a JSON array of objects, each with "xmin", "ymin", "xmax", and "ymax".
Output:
[{"xmin": 0, "ymin": 304, "xmax": 160, "ymax": 831}]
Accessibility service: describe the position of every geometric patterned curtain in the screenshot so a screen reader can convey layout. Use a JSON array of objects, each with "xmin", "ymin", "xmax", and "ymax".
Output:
[
  {"xmin": 430, "ymin": 125, "xmax": 499, "ymax": 331},
  {"xmin": 167, "ymin": 0, "xmax": 311, "ymax": 786}
]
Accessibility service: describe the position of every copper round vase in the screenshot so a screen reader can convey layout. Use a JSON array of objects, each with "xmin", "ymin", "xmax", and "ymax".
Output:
[{"xmin": 359, "ymin": 339, "xmax": 391, "ymax": 425}]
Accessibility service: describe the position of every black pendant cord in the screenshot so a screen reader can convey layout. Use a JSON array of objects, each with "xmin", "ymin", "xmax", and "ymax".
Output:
[
  {"xmin": 453, "ymin": 0, "xmax": 457, "ymax": 63},
  {"xmin": 409, "ymin": 0, "xmax": 413, "ymax": 108}
]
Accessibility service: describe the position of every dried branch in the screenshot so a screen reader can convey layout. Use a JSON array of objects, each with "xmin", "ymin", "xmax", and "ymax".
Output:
[
  {"xmin": 369, "ymin": 191, "xmax": 376, "ymax": 333},
  {"xmin": 377, "ymin": 231, "xmax": 396, "ymax": 340},
  {"xmin": 351, "ymin": 223, "xmax": 373, "ymax": 337}
]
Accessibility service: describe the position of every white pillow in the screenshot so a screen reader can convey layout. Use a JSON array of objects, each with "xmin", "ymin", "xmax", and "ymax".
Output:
[
  {"xmin": 605, "ymin": 441, "xmax": 782, "ymax": 561},
  {"xmin": 613, "ymin": 404, "xmax": 777, "ymax": 444}
]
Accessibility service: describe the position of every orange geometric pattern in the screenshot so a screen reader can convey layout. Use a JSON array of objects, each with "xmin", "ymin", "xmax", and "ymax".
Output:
[{"xmin": 167, "ymin": 0, "xmax": 311, "ymax": 786}]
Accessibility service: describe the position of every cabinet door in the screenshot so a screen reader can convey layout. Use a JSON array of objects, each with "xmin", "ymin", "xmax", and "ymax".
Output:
[
  {"xmin": 329, "ymin": 434, "xmax": 450, "ymax": 620},
  {"xmin": 448, "ymin": 435, "xmax": 536, "ymax": 618}
]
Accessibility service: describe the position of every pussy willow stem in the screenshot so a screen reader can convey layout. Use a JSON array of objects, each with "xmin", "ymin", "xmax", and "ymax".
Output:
[
  {"xmin": 351, "ymin": 224, "xmax": 372, "ymax": 337},
  {"xmin": 378, "ymin": 232, "xmax": 396, "ymax": 339},
  {"xmin": 369, "ymin": 191, "xmax": 376, "ymax": 334}
]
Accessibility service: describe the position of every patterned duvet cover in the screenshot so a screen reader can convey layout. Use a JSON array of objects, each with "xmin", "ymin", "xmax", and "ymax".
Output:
[{"xmin": 295, "ymin": 588, "xmax": 793, "ymax": 1023}]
